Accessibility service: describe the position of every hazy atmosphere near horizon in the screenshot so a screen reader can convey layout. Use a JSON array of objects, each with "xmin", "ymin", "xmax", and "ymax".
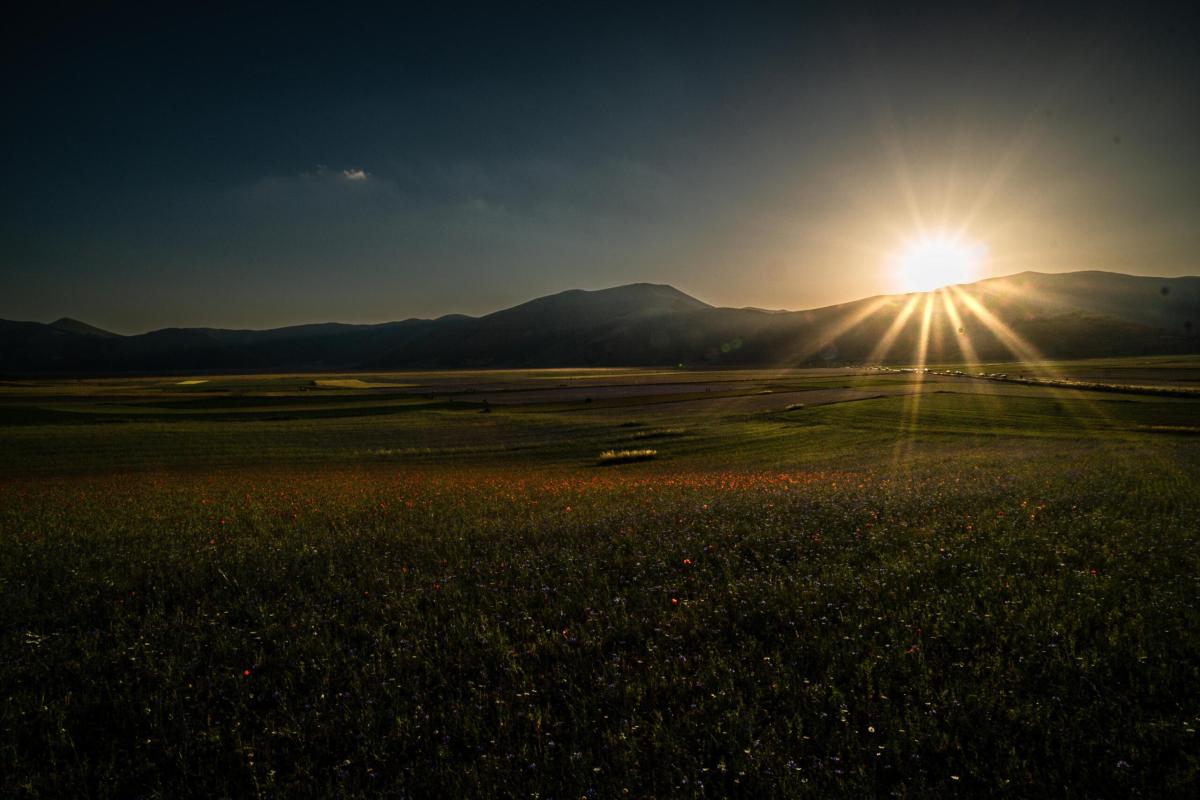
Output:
[{"xmin": 2, "ymin": 0, "xmax": 1198, "ymax": 332}]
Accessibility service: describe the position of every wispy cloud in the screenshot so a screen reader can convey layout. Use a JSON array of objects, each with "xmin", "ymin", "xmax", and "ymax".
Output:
[
  {"xmin": 232, "ymin": 165, "xmax": 397, "ymax": 220},
  {"xmin": 304, "ymin": 165, "xmax": 370, "ymax": 183}
]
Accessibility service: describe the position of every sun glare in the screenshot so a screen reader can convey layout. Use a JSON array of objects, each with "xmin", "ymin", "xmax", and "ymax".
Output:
[{"xmin": 894, "ymin": 234, "xmax": 986, "ymax": 293}]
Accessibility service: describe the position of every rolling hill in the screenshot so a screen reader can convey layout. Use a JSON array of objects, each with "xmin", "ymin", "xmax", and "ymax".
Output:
[{"xmin": 1, "ymin": 271, "xmax": 1197, "ymax": 374}]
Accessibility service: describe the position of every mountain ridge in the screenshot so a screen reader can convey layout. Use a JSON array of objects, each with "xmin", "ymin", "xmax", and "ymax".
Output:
[{"xmin": 2, "ymin": 271, "xmax": 1197, "ymax": 374}]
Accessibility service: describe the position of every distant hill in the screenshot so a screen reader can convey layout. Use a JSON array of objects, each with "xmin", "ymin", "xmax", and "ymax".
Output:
[
  {"xmin": 48, "ymin": 317, "xmax": 118, "ymax": 338},
  {"xmin": 2, "ymin": 272, "xmax": 1197, "ymax": 374}
]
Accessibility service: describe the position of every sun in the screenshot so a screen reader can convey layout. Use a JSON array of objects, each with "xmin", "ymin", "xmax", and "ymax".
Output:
[{"xmin": 893, "ymin": 234, "xmax": 986, "ymax": 293}]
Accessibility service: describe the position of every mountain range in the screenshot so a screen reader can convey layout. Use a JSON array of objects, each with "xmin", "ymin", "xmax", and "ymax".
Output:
[{"xmin": 1, "ymin": 271, "xmax": 1197, "ymax": 375}]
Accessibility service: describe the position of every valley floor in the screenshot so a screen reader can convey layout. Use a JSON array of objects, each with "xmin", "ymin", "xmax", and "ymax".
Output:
[{"xmin": 2, "ymin": 360, "xmax": 1198, "ymax": 797}]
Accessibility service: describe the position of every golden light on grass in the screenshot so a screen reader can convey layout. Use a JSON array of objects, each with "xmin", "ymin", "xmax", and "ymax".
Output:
[
  {"xmin": 888, "ymin": 293, "xmax": 936, "ymax": 471},
  {"xmin": 893, "ymin": 233, "xmax": 986, "ymax": 293},
  {"xmin": 597, "ymin": 449, "xmax": 658, "ymax": 465}
]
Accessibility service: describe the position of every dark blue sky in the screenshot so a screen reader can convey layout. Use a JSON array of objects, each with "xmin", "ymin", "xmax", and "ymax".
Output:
[{"xmin": 2, "ymin": 1, "xmax": 1197, "ymax": 332}]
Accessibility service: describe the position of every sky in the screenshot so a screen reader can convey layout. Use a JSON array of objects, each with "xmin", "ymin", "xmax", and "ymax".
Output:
[{"xmin": 2, "ymin": 0, "xmax": 1198, "ymax": 333}]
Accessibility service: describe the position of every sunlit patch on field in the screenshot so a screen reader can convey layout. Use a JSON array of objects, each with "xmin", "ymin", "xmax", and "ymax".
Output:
[
  {"xmin": 596, "ymin": 448, "xmax": 657, "ymax": 465},
  {"xmin": 313, "ymin": 379, "xmax": 417, "ymax": 389}
]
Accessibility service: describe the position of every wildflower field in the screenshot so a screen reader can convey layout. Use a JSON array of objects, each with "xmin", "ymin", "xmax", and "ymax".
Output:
[{"xmin": 1, "ymin": 365, "xmax": 1198, "ymax": 797}]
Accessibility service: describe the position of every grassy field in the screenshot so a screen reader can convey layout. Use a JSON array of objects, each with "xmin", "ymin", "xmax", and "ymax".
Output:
[{"xmin": 2, "ymin": 360, "xmax": 1199, "ymax": 797}]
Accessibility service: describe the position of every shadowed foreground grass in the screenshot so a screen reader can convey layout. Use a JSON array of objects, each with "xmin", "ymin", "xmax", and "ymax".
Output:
[
  {"xmin": 2, "ymin": 371, "xmax": 1199, "ymax": 796},
  {"xmin": 3, "ymin": 442, "xmax": 1198, "ymax": 798}
]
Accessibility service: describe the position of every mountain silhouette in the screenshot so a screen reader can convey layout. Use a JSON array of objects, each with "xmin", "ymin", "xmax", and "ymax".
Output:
[
  {"xmin": 1, "ymin": 271, "xmax": 1196, "ymax": 374},
  {"xmin": 48, "ymin": 317, "xmax": 119, "ymax": 338}
]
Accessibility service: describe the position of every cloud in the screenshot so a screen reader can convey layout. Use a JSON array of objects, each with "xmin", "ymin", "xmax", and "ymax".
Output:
[
  {"xmin": 231, "ymin": 166, "xmax": 399, "ymax": 220},
  {"xmin": 303, "ymin": 165, "xmax": 369, "ymax": 182}
]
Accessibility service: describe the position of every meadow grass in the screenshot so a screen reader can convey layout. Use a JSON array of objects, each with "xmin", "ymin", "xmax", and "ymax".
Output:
[{"xmin": 1, "ymin": 369, "xmax": 1198, "ymax": 797}]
